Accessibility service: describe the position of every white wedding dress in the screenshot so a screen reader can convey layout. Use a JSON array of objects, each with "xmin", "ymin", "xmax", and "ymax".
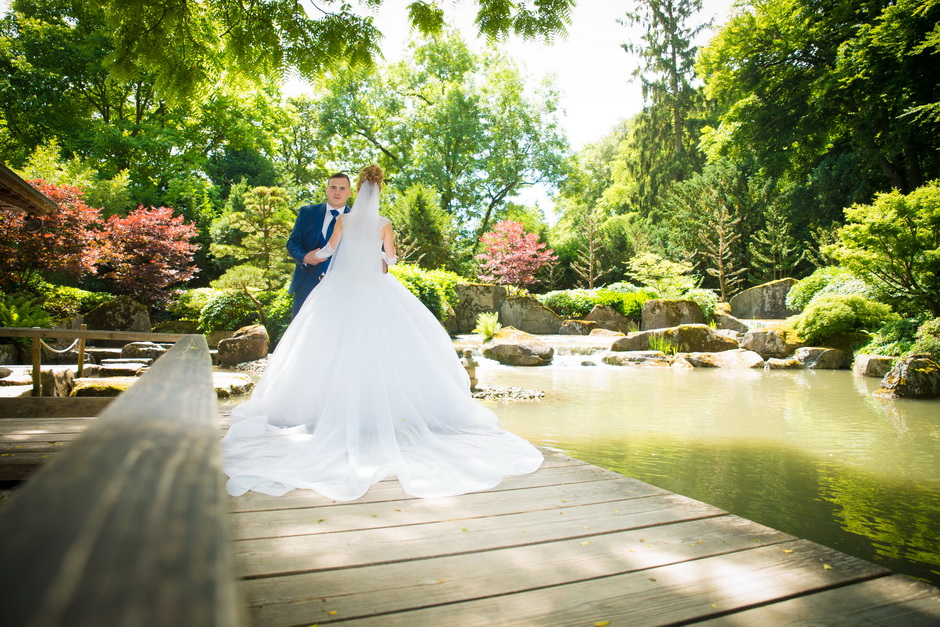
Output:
[{"xmin": 221, "ymin": 182, "xmax": 543, "ymax": 500}]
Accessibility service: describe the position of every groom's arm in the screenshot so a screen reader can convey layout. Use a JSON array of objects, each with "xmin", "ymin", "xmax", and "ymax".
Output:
[{"xmin": 286, "ymin": 206, "xmax": 323, "ymax": 265}]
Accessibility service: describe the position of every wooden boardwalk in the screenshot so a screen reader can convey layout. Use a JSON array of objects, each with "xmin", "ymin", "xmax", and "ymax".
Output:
[{"xmin": 3, "ymin": 402, "xmax": 940, "ymax": 625}]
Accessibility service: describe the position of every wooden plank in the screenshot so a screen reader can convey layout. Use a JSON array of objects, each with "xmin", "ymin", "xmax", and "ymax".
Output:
[
  {"xmin": 231, "ymin": 477, "xmax": 669, "ymax": 540},
  {"xmin": 333, "ymin": 539, "xmax": 889, "ymax": 626},
  {"xmin": 0, "ymin": 396, "xmax": 112, "ymax": 418},
  {"xmin": 0, "ymin": 326, "xmax": 187, "ymax": 342},
  {"xmin": 235, "ymin": 492, "xmax": 725, "ymax": 578},
  {"xmin": 0, "ymin": 416, "xmax": 97, "ymax": 434},
  {"xmin": 243, "ymin": 515, "xmax": 793, "ymax": 627},
  {"xmin": 699, "ymin": 575, "xmax": 940, "ymax": 625},
  {"xmin": 0, "ymin": 335, "xmax": 242, "ymax": 627}
]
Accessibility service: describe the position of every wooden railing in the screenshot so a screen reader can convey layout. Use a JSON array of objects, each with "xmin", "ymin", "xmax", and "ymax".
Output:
[
  {"xmin": 0, "ymin": 326, "xmax": 190, "ymax": 396},
  {"xmin": 0, "ymin": 335, "xmax": 243, "ymax": 626}
]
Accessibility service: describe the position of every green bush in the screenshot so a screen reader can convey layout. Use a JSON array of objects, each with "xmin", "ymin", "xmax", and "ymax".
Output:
[
  {"xmin": 35, "ymin": 284, "xmax": 114, "ymax": 319},
  {"xmin": 856, "ymin": 318, "xmax": 922, "ymax": 357},
  {"xmin": 786, "ymin": 266, "xmax": 875, "ymax": 311},
  {"xmin": 424, "ymin": 267, "xmax": 463, "ymax": 315},
  {"xmin": 198, "ymin": 290, "xmax": 259, "ymax": 332},
  {"xmin": 0, "ymin": 293, "xmax": 54, "ymax": 348},
  {"xmin": 909, "ymin": 317, "xmax": 940, "ymax": 361},
  {"xmin": 594, "ymin": 289, "xmax": 654, "ymax": 319},
  {"xmin": 537, "ymin": 290, "xmax": 597, "ymax": 318},
  {"xmin": 603, "ymin": 282, "xmax": 643, "ymax": 294},
  {"xmin": 792, "ymin": 294, "xmax": 897, "ymax": 344},
  {"xmin": 390, "ymin": 264, "xmax": 446, "ymax": 322},
  {"xmin": 681, "ymin": 288, "xmax": 720, "ymax": 319},
  {"xmin": 169, "ymin": 287, "xmax": 223, "ymax": 322},
  {"xmin": 258, "ymin": 289, "xmax": 292, "ymax": 344}
]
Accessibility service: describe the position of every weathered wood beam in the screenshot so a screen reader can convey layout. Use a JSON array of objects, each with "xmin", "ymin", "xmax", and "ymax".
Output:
[{"xmin": 0, "ymin": 335, "xmax": 242, "ymax": 626}]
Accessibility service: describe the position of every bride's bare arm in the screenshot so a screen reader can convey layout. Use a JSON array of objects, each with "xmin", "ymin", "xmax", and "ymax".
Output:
[{"xmin": 382, "ymin": 221, "xmax": 397, "ymax": 267}]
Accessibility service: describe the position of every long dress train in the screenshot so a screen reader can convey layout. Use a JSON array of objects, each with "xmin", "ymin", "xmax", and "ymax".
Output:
[{"xmin": 221, "ymin": 184, "xmax": 543, "ymax": 500}]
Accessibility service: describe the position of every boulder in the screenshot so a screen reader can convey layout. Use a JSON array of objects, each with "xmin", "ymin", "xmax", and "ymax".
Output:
[
  {"xmin": 671, "ymin": 355, "xmax": 695, "ymax": 369},
  {"xmin": 206, "ymin": 330, "xmax": 236, "ymax": 349},
  {"xmin": 794, "ymin": 347, "xmax": 850, "ymax": 369},
  {"xmin": 741, "ymin": 326, "xmax": 804, "ymax": 359},
  {"xmin": 560, "ymin": 320, "xmax": 598, "ymax": 335},
  {"xmin": 152, "ymin": 319, "xmax": 200, "ymax": 334},
  {"xmin": 853, "ymin": 354, "xmax": 894, "ymax": 378},
  {"xmin": 729, "ymin": 278, "xmax": 799, "ymax": 319},
  {"xmin": 482, "ymin": 327, "xmax": 553, "ymax": 366},
  {"xmin": 584, "ymin": 305, "xmax": 636, "ymax": 334},
  {"xmin": 875, "ymin": 354, "xmax": 940, "ymax": 399},
  {"xmin": 0, "ymin": 343, "xmax": 16, "ymax": 365},
  {"xmin": 611, "ymin": 324, "xmax": 740, "ymax": 353},
  {"xmin": 714, "ymin": 310, "xmax": 749, "ymax": 333},
  {"xmin": 602, "ymin": 351, "xmax": 672, "ymax": 367},
  {"xmin": 0, "ymin": 366, "xmax": 11, "ymax": 379},
  {"xmin": 40, "ymin": 367, "xmax": 75, "ymax": 397},
  {"xmin": 589, "ymin": 328, "xmax": 624, "ymax": 337},
  {"xmin": 71, "ymin": 376, "xmax": 138, "ymax": 397},
  {"xmin": 500, "ymin": 296, "xmax": 563, "ymax": 334},
  {"xmin": 99, "ymin": 364, "xmax": 147, "ymax": 377},
  {"xmin": 121, "ymin": 342, "xmax": 167, "ymax": 360},
  {"xmin": 83, "ymin": 295, "xmax": 151, "ymax": 333},
  {"xmin": 765, "ymin": 357, "xmax": 804, "ymax": 370},
  {"xmin": 218, "ymin": 324, "xmax": 270, "ymax": 366},
  {"xmin": 641, "ymin": 299, "xmax": 706, "ymax": 331},
  {"xmin": 454, "ymin": 283, "xmax": 507, "ymax": 334},
  {"xmin": 679, "ymin": 349, "xmax": 765, "ymax": 369},
  {"xmin": 213, "ymin": 372, "xmax": 255, "ymax": 399}
]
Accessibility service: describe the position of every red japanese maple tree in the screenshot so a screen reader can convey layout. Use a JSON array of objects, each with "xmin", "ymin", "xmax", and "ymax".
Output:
[
  {"xmin": 102, "ymin": 206, "xmax": 199, "ymax": 307},
  {"xmin": 476, "ymin": 220, "xmax": 556, "ymax": 287}
]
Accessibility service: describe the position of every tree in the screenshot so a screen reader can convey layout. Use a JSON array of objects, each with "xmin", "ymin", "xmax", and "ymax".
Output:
[
  {"xmin": 626, "ymin": 252, "xmax": 697, "ymax": 299},
  {"xmin": 386, "ymin": 185, "xmax": 453, "ymax": 270},
  {"xmin": 477, "ymin": 220, "xmax": 556, "ymax": 287},
  {"xmin": 0, "ymin": 180, "xmax": 103, "ymax": 290},
  {"xmin": 58, "ymin": 0, "xmax": 574, "ymax": 99},
  {"xmin": 102, "ymin": 206, "xmax": 199, "ymax": 307},
  {"xmin": 210, "ymin": 187, "xmax": 295, "ymax": 291},
  {"xmin": 570, "ymin": 212, "xmax": 609, "ymax": 289},
  {"xmin": 749, "ymin": 207, "xmax": 802, "ymax": 283},
  {"xmin": 210, "ymin": 266, "xmax": 268, "ymax": 327},
  {"xmin": 620, "ymin": 0, "xmax": 710, "ymax": 213},
  {"xmin": 825, "ymin": 180, "xmax": 940, "ymax": 316},
  {"xmin": 699, "ymin": 204, "xmax": 746, "ymax": 302},
  {"xmin": 698, "ymin": 0, "xmax": 940, "ymax": 194}
]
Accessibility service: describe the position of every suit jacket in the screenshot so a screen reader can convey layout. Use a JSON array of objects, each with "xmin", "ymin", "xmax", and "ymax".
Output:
[{"xmin": 286, "ymin": 203, "xmax": 349, "ymax": 295}]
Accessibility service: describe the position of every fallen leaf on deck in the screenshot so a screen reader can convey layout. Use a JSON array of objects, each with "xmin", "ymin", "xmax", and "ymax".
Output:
[{"xmin": 823, "ymin": 564, "xmax": 832, "ymax": 570}]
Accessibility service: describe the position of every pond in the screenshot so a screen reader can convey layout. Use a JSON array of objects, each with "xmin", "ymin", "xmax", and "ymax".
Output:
[{"xmin": 476, "ymin": 350, "xmax": 940, "ymax": 587}]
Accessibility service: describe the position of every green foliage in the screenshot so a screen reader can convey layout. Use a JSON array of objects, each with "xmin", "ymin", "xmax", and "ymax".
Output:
[
  {"xmin": 537, "ymin": 290, "xmax": 598, "ymax": 319},
  {"xmin": 168, "ymin": 288, "xmax": 223, "ymax": 322},
  {"xmin": 386, "ymin": 185, "xmax": 453, "ymax": 270},
  {"xmin": 909, "ymin": 318, "xmax": 940, "ymax": 361},
  {"xmin": 389, "ymin": 264, "xmax": 457, "ymax": 323},
  {"xmin": 36, "ymin": 284, "xmax": 115, "ymax": 320},
  {"xmin": 749, "ymin": 206, "xmax": 802, "ymax": 283},
  {"xmin": 626, "ymin": 252, "xmax": 698, "ymax": 299},
  {"xmin": 681, "ymin": 288, "xmax": 720, "ymax": 319},
  {"xmin": 825, "ymin": 181, "xmax": 940, "ymax": 316},
  {"xmin": 648, "ymin": 335, "xmax": 679, "ymax": 355},
  {"xmin": 197, "ymin": 290, "xmax": 258, "ymax": 332},
  {"xmin": 785, "ymin": 267, "xmax": 877, "ymax": 311},
  {"xmin": 856, "ymin": 318, "xmax": 923, "ymax": 357},
  {"xmin": 257, "ymin": 289, "xmax": 292, "ymax": 345},
  {"xmin": 537, "ymin": 288, "xmax": 654, "ymax": 320},
  {"xmin": 472, "ymin": 312, "xmax": 502, "ymax": 342},
  {"xmin": 791, "ymin": 295, "xmax": 898, "ymax": 345},
  {"xmin": 0, "ymin": 293, "xmax": 54, "ymax": 348}
]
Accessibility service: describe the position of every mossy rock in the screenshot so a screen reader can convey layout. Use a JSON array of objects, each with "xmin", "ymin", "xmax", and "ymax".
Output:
[{"xmin": 70, "ymin": 377, "xmax": 138, "ymax": 397}]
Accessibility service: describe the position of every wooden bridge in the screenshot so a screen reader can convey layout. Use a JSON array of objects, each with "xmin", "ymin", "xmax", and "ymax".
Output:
[{"xmin": 1, "ymin": 336, "xmax": 939, "ymax": 625}]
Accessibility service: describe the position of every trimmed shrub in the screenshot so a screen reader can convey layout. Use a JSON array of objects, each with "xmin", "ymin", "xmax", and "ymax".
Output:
[
  {"xmin": 537, "ymin": 288, "xmax": 655, "ymax": 320},
  {"xmin": 169, "ymin": 287, "xmax": 223, "ymax": 322},
  {"xmin": 390, "ymin": 264, "xmax": 446, "ymax": 322},
  {"xmin": 791, "ymin": 294, "xmax": 897, "ymax": 344},
  {"xmin": 910, "ymin": 317, "xmax": 940, "ymax": 361},
  {"xmin": 35, "ymin": 283, "xmax": 114, "ymax": 319},
  {"xmin": 856, "ymin": 318, "xmax": 922, "ymax": 357},
  {"xmin": 681, "ymin": 288, "xmax": 720, "ymax": 319},
  {"xmin": 537, "ymin": 290, "xmax": 597, "ymax": 318},
  {"xmin": 259, "ymin": 289, "xmax": 292, "ymax": 345},
  {"xmin": 786, "ymin": 267, "xmax": 876, "ymax": 311},
  {"xmin": 198, "ymin": 290, "xmax": 259, "ymax": 332}
]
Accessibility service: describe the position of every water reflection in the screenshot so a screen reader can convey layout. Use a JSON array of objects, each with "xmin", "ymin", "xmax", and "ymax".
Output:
[{"xmin": 479, "ymin": 362, "xmax": 940, "ymax": 586}]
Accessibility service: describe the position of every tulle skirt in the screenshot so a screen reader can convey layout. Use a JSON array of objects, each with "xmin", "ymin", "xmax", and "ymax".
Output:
[{"xmin": 221, "ymin": 272, "xmax": 543, "ymax": 500}]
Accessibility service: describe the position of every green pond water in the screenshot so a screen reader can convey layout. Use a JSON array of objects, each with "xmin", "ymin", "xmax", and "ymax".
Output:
[{"xmin": 477, "ymin": 360, "xmax": 940, "ymax": 587}]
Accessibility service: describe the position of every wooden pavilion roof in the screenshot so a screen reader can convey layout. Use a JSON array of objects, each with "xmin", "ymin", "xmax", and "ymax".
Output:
[{"xmin": 0, "ymin": 163, "xmax": 57, "ymax": 216}]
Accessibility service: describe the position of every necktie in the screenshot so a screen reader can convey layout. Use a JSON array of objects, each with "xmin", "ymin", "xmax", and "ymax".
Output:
[{"xmin": 325, "ymin": 208, "xmax": 340, "ymax": 242}]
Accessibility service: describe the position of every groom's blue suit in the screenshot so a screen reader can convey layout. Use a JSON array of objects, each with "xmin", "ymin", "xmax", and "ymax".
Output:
[{"xmin": 287, "ymin": 202, "xmax": 350, "ymax": 317}]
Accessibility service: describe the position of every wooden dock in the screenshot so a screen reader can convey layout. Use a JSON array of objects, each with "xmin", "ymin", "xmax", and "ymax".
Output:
[{"xmin": 2, "ymin": 386, "xmax": 940, "ymax": 625}]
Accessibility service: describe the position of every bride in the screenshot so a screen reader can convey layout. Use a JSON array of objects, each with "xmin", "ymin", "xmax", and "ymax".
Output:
[{"xmin": 222, "ymin": 165, "xmax": 543, "ymax": 500}]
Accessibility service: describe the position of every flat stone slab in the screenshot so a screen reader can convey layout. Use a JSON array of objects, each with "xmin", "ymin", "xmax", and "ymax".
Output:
[
  {"xmin": 100, "ymin": 358, "xmax": 154, "ymax": 366},
  {"xmin": 69, "ymin": 372, "xmax": 255, "ymax": 399}
]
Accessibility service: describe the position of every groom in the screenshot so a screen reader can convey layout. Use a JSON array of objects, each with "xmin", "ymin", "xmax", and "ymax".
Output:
[{"xmin": 287, "ymin": 172, "xmax": 352, "ymax": 317}]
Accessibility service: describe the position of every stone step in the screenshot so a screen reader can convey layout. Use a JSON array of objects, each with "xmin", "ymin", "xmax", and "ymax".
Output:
[{"xmin": 99, "ymin": 358, "xmax": 154, "ymax": 366}]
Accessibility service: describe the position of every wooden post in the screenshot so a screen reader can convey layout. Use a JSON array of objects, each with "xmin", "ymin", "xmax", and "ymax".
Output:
[
  {"xmin": 77, "ymin": 323, "xmax": 87, "ymax": 378},
  {"xmin": 31, "ymin": 333, "xmax": 41, "ymax": 397}
]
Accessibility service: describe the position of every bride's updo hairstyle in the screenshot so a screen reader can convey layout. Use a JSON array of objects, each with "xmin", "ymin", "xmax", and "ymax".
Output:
[{"xmin": 357, "ymin": 164, "xmax": 384, "ymax": 191}]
